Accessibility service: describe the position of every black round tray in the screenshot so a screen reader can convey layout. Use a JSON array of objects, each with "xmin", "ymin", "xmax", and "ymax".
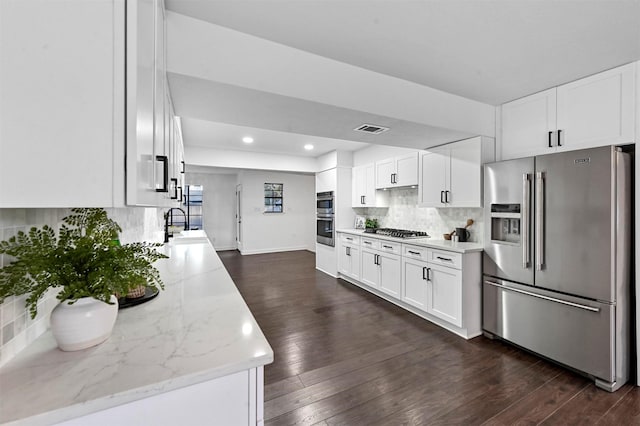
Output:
[{"xmin": 118, "ymin": 287, "xmax": 159, "ymax": 309}]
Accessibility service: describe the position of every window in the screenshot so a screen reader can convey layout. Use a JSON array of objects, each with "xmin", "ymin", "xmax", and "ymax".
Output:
[{"xmin": 264, "ymin": 183, "xmax": 283, "ymax": 213}]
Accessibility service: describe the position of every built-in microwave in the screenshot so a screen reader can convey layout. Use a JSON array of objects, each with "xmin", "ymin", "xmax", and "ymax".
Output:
[{"xmin": 316, "ymin": 191, "xmax": 334, "ymax": 215}]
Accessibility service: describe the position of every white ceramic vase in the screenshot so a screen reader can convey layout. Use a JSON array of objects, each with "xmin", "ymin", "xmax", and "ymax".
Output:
[{"xmin": 50, "ymin": 295, "xmax": 118, "ymax": 351}]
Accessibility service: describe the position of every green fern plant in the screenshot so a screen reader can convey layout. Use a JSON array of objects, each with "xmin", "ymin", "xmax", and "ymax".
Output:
[{"xmin": 0, "ymin": 208, "xmax": 168, "ymax": 319}]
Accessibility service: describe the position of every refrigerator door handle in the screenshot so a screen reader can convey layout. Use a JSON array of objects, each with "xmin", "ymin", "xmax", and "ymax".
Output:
[
  {"xmin": 484, "ymin": 280, "xmax": 600, "ymax": 313},
  {"xmin": 522, "ymin": 173, "xmax": 531, "ymax": 268},
  {"xmin": 535, "ymin": 171, "xmax": 545, "ymax": 271}
]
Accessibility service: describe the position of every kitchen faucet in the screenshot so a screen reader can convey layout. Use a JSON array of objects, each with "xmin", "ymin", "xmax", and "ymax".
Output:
[{"xmin": 164, "ymin": 207, "xmax": 188, "ymax": 243}]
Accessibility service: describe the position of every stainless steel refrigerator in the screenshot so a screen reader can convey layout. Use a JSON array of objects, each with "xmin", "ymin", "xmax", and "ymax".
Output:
[{"xmin": 483, "ymin": 145, "xmax": 631, "ymax": 392}]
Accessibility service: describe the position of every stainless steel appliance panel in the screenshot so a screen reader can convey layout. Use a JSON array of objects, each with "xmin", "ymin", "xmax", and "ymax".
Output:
[
  {"xmin": 316, "ymin": 215, "xmax": 334, "ymax": 246},
  {"xmin": 483, "ymin": 157, "xmax": 535, "ymax": 285},
  {"xmin": 535, "ymin": 146, "xmax": 617, "ymax": 302},
  {"xmin": 483, "ymin": 277, "xmax": 614, "ymax": 383}
]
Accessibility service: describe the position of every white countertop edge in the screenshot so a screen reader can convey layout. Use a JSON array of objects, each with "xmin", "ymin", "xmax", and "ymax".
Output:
[
  {"xmin": 4, "ymin": 353, "xmax": 273, "ymax": 426},
  {"xmin": 336, "ymin": 229, "xmax": 484, "ymax": 253}
]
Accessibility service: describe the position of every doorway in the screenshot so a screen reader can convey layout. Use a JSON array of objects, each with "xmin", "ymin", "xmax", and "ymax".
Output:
[{"xmin": 236, "ymin": 184, "xmax": 243, "ymax": 250}]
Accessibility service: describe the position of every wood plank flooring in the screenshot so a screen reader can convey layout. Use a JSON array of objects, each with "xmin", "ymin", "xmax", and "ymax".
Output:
[{"xmin": 218, "ymin": 250, "xmax": 638, "ymax": 425}]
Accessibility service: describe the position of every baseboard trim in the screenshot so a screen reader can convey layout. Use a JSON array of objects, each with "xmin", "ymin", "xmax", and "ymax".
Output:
[
  {"xmin": 214, "ymin": 246, "xmax": 237, "ymax": 251},
  {"xmin": 315, "ymin": 266, "xmax": 337, "ymax": 278},
  {"xmin": 239, "ymin": 246, "xmax": 311, "ymax": 256}
]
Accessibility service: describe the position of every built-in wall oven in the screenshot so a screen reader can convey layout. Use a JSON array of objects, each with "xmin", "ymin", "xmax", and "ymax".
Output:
[{"xmin": 316, "ymin": 191, "xmax": 334, "ymax": 246}]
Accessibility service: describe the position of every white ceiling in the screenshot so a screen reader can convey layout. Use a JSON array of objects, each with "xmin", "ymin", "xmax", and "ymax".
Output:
[
  {"xmin": 180, "ymin": 117, "xmax": 369, "ymax": 157},
  {"xmin": 165, "ymin": 0, "xmax": 640, "ymax": 162}
]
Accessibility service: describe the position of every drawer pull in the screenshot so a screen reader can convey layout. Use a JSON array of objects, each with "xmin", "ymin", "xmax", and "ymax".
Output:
[
  {"xmin": 408, "ymin": 250, "xmax": 421, "ymax": 256},
  {"xmin": 484, "ymin": 280, "xmax": 600, "ymax": 313},
  {"xmin": 383, "ymin": 245, "xmax": 393, "ymax": 249},
  {"xmin": 364, "ymin": 241, "xmax": 372, "ymax": 245},
  {"xmin": 346, "ymin": 237, "xmax": 353, "ymax": 241},
  {"xmin": 436, "ymin": 256, "xmax": 452, "ymax": 262}
]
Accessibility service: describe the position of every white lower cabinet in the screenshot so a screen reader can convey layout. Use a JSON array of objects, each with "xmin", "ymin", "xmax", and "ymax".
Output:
[
  {"xmin": 427, "ymin": 263, "xmax": 462, "ymax": 327},
  {"xmin": 379, "ymin": 252, "xmax": 402, "ymax": 298},
  {"xmin": 338, "ymin": 239, "xmax": 360, "ymax": 281},
  {"xmin": 56, "ymin": 367, "xmax": 264, "ymax": 426},
  {"xmin": 402, "ymin": 258, "xmax": 429, "ymax": 311},
  {"xmin": 336, "ymin": 232, "xmax": 481, "ymax": 339},
  {"xmin": 360, "ymin": 248, "xmax": 380, "ymax": 289}
]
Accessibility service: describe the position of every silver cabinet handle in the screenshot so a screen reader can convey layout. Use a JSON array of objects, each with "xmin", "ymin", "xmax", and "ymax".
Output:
[
  {"xmin": 408, "ymin": 250, "xmax": 421, "ymax": 256},
  {"xmin": 522, "ymin": 173, "xmax": 530, "ymax": 269},
  {"xmin": 484, "ymin": 280, "xmax": 600, "ymax": 312},
  {"xmin": 535, "ymin": 172, "xmax": 544, "ymax": 271},
  {"xmin": 436, "ymin": 256, "xmax": 452, "ymax": 262}
]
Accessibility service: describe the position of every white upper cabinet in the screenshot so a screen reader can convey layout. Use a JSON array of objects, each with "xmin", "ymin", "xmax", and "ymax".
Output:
[
  {"xmin": 501, "ymin": 89, "xmax": 557, "ymax": 161},
  {"xmin": 375, "ymin": 153, "xmax": 419, "ymax": 189},
  {"xmin": 500, "ymin": 63, "xmax": 635, "ymax": 160},
  {"xmin": 419, "ymin": 137, "xmax": 494, "ymax": 208},
  {"xmin": 127, "ymin": 0, "xmax": 178, "ymax": 207},
  {"xmin": 352, "ymin": 164, "xmax": 389, "ymax": 208},
  {"xmin": 0, "ymin": 0, "xmax": 180, "ymax": 208},
  {"xmin": 556, "ymin": 63, "xmax": 635, "ymax": 151},
  {"xmin": 0, "ymin": 0, "xmax": 125, "ymax": 207}
]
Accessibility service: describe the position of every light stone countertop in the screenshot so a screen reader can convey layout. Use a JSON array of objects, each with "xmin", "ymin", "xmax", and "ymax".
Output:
[
  {"xmin": 336, "ymin": 229, "xmax": 484, "ymax": 253},
  {"xmin": 0, "ymin": 234, "xmax": 273, "ymax": 426}
]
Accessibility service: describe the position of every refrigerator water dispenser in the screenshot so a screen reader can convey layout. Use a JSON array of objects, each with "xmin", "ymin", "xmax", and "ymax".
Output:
[{"xmin": 490, "ymin": 204, "xmax": 521, "ymax": 245}]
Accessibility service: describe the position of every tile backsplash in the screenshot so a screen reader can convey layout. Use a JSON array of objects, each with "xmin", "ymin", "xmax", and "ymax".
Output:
[
  {"xmin": 0, "ymin": 207, "xmax": 163, "ymax": 367},
  {"xmin": 360, "ymin": 188, "xmax": 485, "ymax": 243}
]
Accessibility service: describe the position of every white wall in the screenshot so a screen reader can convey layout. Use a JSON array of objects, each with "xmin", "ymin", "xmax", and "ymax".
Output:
[
  {"xmin": 185, "ymin": 172, "xmax": 238, "ymax": 250},
  {"xmin": 186, "ymin": 147, "xmax": 318, "ymax": 173},
  {"xmin": 353, "ymin": 145, "xmax": 419, "ymax": 166},
  {"xmin": 238, "ymin": 170, "xmax": 315, "ymax": 255}
]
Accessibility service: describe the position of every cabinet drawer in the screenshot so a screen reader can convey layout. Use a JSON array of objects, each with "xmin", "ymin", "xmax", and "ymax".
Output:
[
  {"xmin": 361, "ymin": 237, "xmax": 380, "ymax": 249},
  {"xmin": 428, "ymin": 249, "xmax": 461, "ymax": 269},
  {"xmin": 340, "ymin": 234, "xmax": 360, "ymax": 245},
  {"xmin": 378, "ymin": 240, "xmax": 401, "ymax": 254},
  {"xmin": 403, "ymin": 244, "xmax": 428, "ymax": 260}
]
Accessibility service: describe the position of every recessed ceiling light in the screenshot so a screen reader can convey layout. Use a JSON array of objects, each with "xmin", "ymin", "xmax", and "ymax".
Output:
[
  {"xmin": 304, "ymin": 144, "xmax": 314, "ymax": 151},
  {"xmin": 242, "ymin": 137, "xmax": 254, "ymax": 144}
]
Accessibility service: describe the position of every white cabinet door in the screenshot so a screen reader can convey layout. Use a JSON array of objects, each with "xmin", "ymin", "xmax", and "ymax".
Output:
[
  {"xmin": 348, "ymin": 245, "xmax": 361, "ymax": 281},
  {"xmin": 338, "ymin": 243, "xmax": 351, "ymax": 277},
  {"xmin": 0, "ymin": 0, "xmax": 123, "ymax": 207},
  {"xmin": 375, "ymin": 159, "xmax": 395, "ymax": 189},
  {"xmin": 419, "ymin": 148, "xmax": 448, "ymax": 207},
  {"xmin": 557, "ymin": 63, "xmax": 635, "ymax": 151},
  {"xmin": 351, "ymin": 166, "xmax": 366, "ymax": 207},
  {"xmin": 402, "ymin": 258, "xmax": 429, "ymax": 311},
  {"xmin": 363, "ymin": 163, "xmax": 377, "ymax": 207},
  {"xmin": 360, "ymin": 249, "xmax": 380, "ymax": 289},
  {"xmin": 449, "ymin": 138, "xmax": 482, "ymax": 207},
  {"xmin": 379, "ymin": 252, "xmax": 401, "ymax": 298},
  {"xmin": 427, "ymin": 263, "xmax": 462, "ymax": 327},
  {"xmin": 395, "ymin": 153, "xmax": 419, "ymax": 187},
  {"xmin": 338, "ymin": 243, "xmax": 360, "ymax": 281},
  {"xmin": 500, "ymin": 88, "xmax": 557, "ymax": 161}
]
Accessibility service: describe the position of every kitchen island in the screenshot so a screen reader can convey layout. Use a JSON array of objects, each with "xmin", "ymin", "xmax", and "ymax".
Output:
[{"xmin": 0, "ymin": 233, "xmax": 273, "ymax": 425}]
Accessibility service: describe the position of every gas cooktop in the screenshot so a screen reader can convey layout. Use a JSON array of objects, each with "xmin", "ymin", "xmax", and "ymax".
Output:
[{"xmin": 365, "ymin": 228, "xmax": 430, "ymax": 239}]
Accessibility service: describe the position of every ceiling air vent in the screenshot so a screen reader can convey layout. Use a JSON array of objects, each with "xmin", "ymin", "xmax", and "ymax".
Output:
[{"xmin": 354, "ymin": 124, "xmax": 390, "ymax": 135}]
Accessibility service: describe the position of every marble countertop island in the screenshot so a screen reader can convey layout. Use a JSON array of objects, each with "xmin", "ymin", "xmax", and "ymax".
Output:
[
  {"xmin": 0, "ymin": 234, "xmax": 273, "ymax": 425},
  {"xmin": 336, "ymin": 229, "xmax": 484, "ymax": 253}
]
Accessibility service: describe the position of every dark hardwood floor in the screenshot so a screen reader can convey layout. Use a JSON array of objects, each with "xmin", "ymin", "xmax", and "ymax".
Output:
[{"xmin": 218, "ymin": 250, "xmax": 639, "ymax": 425}]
